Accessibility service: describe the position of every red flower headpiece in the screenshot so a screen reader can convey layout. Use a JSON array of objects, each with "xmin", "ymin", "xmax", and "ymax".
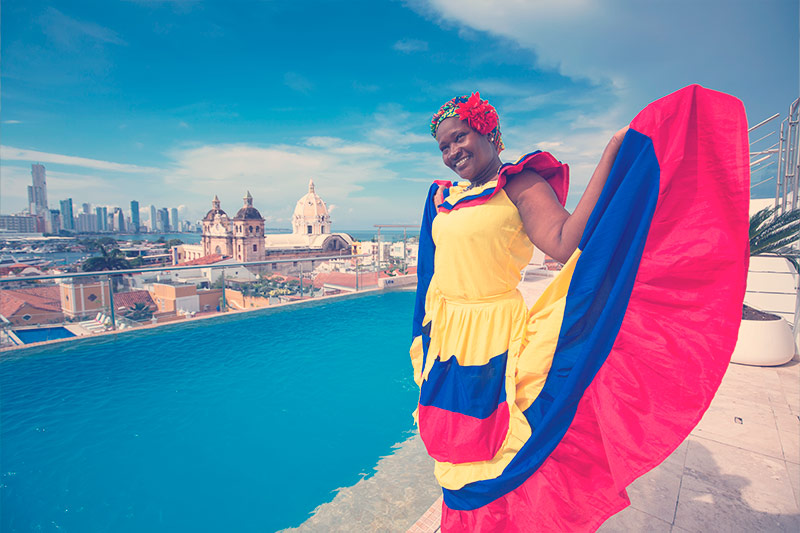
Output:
[{"xmin": 456, "ymin": 92, "xmax": 499, "ymax": 135}]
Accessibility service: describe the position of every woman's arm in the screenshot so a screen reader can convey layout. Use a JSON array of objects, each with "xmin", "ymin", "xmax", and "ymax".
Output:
[{"xmin": 505, "ymin": 127, "xmax": 629, "ymax": 263}]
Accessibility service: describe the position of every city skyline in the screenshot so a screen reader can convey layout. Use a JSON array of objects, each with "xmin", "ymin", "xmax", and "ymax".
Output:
[
  {"xmin": 1, "ymin": 1, "xmax": 797, "ymax": 228},
  {"xmin": 2, "ymin": 163, "xmax": 196, "ymax": 235}
]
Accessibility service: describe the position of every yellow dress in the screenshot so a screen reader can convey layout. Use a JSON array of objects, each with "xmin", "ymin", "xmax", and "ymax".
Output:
[{"xmin": 410, "ymin": 179, "xmax": 540, "ymax": 490}]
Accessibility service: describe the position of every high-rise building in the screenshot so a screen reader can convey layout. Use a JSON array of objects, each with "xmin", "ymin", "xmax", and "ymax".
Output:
[
  {"xmin": 28, "ymin": 164, "xmax": 50, "ymax": 232},
  {"xmin": 130, "ymin": 200, "xmax": 140, "ymax": 233},
  {"xmin": 149, "ymin": 205, "xmax": 157, "ymax": 232},
  {"xmin": 59, "ymin": 199, "xmax": 75, "ymax": 231},
  {"xmin": 0, "ymin": 214, "xmax": 38, "ymax": 234},
  {"xmin": 113, "ymin": 207, "xmax": 125, "ymax": 233},
  {"xmin": 82, "ymin": 203, "xmax": 91, "ymax": 215},
  {"xmin": 158, "ymin": 208, "xmax": 170, "ymax": 232},
  {"xmin": 95, "ymin": 206, "xmax": 108, "ymax": 232},
  {"xmin": 28, "ymin": 164, "xmax": 49, "ymax": 214},
  {"xmin": 170, "ymin": 208, "xmax": 179, "ymax": 233},
  {"xmin": 76, "ymin": 212, "xmax": 98, "ymax": 233},
  {"xmin": 48, "ymin": 210, "xmax": 61, "ymax": 234}
]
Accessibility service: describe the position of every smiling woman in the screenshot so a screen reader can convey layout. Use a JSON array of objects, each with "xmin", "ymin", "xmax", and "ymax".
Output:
[{"xmin": 411, "ymin": 86, "xmax": 751, "ymax": 532}]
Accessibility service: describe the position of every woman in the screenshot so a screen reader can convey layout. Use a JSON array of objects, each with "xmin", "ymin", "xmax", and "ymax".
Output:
[{"xmin": 411, "ymin": 87, "xmax": 750, "ymax": 532}]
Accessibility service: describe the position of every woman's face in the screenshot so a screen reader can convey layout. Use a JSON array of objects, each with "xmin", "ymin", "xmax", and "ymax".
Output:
[{"xmin": 435, "ymin": 117, "xmax": 499, "ymax": 182}]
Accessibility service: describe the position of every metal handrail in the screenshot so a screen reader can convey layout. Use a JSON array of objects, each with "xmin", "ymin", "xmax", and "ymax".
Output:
[
  {"xmin": 0, "ymin": 253, "xmax": 376, "ymax": 332},
  {"xmin": 0, "ymin": 253, "xmax": 372, "ymax": 284}
]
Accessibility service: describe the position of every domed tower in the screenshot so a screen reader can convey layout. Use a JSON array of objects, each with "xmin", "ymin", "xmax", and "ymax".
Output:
[
  {"xmin": 202, "ymin": 195, "xmax": 233, "ymax": 256},
  {"xmin": 232, "ymin": 191, "xmax": 266, "ymax": 262},
  {"xmin": 292, "ymin": 179, "xmax": 330, "ymax": 236}
]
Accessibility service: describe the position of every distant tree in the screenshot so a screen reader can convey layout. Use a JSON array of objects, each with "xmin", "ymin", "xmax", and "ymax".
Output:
[
  {"xmin": 82, "ymin": 245, "xmax": 132, "ymax": 272},
  {"xmin": 124, "ymin": 302, "xmax": 153, "ymax": 321},
  {"xmin": 165, "ymin": 239, "xmax": 184, "ymax": 248}
]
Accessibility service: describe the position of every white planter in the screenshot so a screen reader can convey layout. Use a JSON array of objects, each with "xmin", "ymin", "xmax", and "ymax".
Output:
[{"xmin": 731, "ymin": 315, "xmax": 795, "ymax": 366}]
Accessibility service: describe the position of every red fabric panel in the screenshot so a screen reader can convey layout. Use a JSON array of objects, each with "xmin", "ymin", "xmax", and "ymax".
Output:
[{"xmin": 418, "ymin": 402, "xmax": 511, "ymax": 464}]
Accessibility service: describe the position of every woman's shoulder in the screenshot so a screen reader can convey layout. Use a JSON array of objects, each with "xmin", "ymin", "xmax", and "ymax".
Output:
[{"xmin": 503, "ymin": 169, "xmax": 546, "ymax": 204}]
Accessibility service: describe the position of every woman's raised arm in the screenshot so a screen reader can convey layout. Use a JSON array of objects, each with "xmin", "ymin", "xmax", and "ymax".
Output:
[{"xmin": 505, "ymin": 126, "xmax": 629, "ymax": 263}]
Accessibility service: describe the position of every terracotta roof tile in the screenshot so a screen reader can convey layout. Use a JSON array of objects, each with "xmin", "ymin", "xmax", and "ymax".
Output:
[
  {"xmin": 0, "ymin": 286, "xmax": 62, "ymax": 316},
  {"xmin": 113, "ymin": 290, "xmax": 156, "ymax": 309},
  {"xmin": 177, "ymin": 253, "xmax": 227, "ymax": 266}
]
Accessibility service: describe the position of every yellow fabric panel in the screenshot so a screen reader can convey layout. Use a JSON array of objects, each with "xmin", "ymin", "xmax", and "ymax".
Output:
[
  {"xmin": 515, "ymin": 250, "xmax": 580, "ymax": 412},
  {"xmin": 409, "ymin": 335, "xmax": 424, "ymax": 388}
]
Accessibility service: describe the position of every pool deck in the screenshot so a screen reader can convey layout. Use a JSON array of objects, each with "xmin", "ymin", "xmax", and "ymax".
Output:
[{"xmin": 405, "ymin": 275, "xmax": 800, "ymax": 532}]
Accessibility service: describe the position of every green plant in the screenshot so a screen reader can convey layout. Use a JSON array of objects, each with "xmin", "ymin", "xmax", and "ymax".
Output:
[
  {"xmin": 744, "ymin": 206, "xmax": 800, "ymax": 320},
  {"xmin": 124, "ymin": 302, "xmax": 153, "ymax": 321},
  {"xmin": 750, "ymin": 206, "xmax": 800, "ymax": 269}
]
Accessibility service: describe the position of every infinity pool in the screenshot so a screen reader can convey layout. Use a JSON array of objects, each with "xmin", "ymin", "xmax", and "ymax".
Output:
[{"xmin": 0, "ymin": 291, "xmax": 418, "ymax": 532}]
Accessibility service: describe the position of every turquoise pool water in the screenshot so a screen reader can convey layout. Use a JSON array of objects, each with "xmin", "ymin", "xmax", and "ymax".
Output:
[
  {"xmin": 12, "ymin": 326, "xmax": 76, "ymax": 344},
  {"xmin": 0, "ymin": 291, "xmax": 419, "ymax": 532}
]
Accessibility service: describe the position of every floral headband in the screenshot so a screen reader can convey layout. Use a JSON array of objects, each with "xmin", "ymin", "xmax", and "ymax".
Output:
[{"xmin": 430, "ymin": 92, "xmax": 504, "ymax": 152}]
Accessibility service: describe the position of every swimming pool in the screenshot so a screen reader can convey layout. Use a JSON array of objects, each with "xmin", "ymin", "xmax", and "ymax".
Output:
[
  {"xmin": 0, "ymin": 291, "xmax": 419, "ymax": 532},
  {"xmin": 12, "ymin": 326, "xmax": 76, "ymax": 344}
]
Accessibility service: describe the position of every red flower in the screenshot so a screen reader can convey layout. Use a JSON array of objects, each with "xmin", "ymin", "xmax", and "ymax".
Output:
[{"xmin": 456, "ymin": 92, "xmax": 498, "ymax": 135}]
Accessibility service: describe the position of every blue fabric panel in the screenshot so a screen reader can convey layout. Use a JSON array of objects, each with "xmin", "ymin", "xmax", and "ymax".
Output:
[
  {"xmin": 443, "ymin": 129, "xmax": 661, "ymax": 510},
  {"xmin": 441, "ymin": 186, "xmax": 494, "ymax": 210},
  {"xmin": 419, "ymin": 351, "xmax": 508, "ymax": 419},
  {"xmin": 412, "ymin": 183, "xmax": 440, "ymax": 340}
]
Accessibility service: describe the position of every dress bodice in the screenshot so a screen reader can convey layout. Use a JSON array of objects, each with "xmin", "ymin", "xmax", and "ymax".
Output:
[{"xmin": 432, "ymin": 181, "xmax": 534, "ymax": 301}]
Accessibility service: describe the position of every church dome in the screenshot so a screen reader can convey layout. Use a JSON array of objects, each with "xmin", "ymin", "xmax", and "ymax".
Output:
[
  {"xmin": 292, "ymin": 180, "xmax": 331, "ymax": 235},
  {"xmin": 203, "ymin": 195, "xmax": 228, "ymax": 221},
  {"xmin": 293, "ymin": 180, "xmax": 329, "ymax": 219},
  {"xmin": 234, "ymin": 191, "xmax": 264, "ymax": 220}
]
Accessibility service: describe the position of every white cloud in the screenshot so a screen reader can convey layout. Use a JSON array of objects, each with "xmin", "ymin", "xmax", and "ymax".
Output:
[
  {"xmin": 284, "ymin": 72, "xmax": 313, "ymax": 93},
  {"xmin": 39, "ymin": 7, "xmax": 127, "ymax": 47},
  {"xmin": 415, "ymin": 0, "xmax": 796, "ymax": 121},
  {"xmin": 2, "ymin": 120, "xmax": 22, "ymax": 124},
  {"xmin": 0, "ymin": 145, "xmax": 160, "ymax": 173},
  {"xmin": 393, "ymin": 38, "xmax": 429, "ymax": 53}
]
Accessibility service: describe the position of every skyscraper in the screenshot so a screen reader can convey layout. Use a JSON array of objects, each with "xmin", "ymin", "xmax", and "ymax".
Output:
[
  {"xmin": 96, "ymin": 206, "xmax": 108, "ymax": 232},
  {"xmin": 28, "ymin": 164, "xmax": 49, "ymax": 232},
  {"xmin": 170, "ymin": 208, "xmax": 179, "ymax": 232},
  {"xmin": 130, "ymin": 200, "xmax": 140, "ymax": 233},
  {"xmin": 149, "ymin": 205, "xmax": 157, "ymax": 232},
  {"xmin": 158, "ymin": 208, "xmax": 170, "ymax": 232},
  {"xmin": 28, "ymin": 164, "xmax": 49, "ymax": 214},
  {"xmin": 59, "ymin": 199, "xmax": 75, "ymax": 231},
  {"xmin": 113, "ymin": 207, "xmax": 125, "ymax": 233}
]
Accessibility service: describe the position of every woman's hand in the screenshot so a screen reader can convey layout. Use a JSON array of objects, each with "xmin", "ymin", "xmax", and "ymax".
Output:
[{"xmin": 434, "ymin": 184, "xmax": 446, "ymax": 207}]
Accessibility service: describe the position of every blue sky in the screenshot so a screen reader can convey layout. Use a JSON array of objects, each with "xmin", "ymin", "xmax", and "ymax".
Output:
[{"xmin": 1, "ymin": 0, "xmax": 797, "ymax": 229}]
